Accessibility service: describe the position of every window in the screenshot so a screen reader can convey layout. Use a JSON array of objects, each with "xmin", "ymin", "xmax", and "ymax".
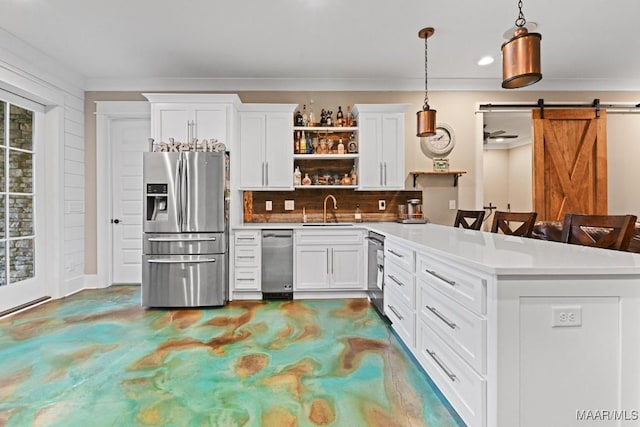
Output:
[{"xmin": 0, "ymin": 101, "xmax": 35, "ymax": 286}]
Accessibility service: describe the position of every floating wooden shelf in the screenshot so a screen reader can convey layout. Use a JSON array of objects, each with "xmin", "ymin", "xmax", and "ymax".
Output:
[{"xmin": 409, "ymin": 170, "xmax": 467, "ymax": 187}]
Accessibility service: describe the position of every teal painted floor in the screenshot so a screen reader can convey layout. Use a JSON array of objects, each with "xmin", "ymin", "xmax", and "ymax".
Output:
[{"xmin": 0, "ymin": 286, "xmax": 463, "ymax": 427}]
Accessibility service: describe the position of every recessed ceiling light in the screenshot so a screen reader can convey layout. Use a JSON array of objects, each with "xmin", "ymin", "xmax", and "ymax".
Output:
[
  {"xmin": 502, "ymin": 22, "xmax": 538, "ymax": 39},
  {"xmin": 478, "ymin": 56, "xmax": 495, "ymax": 66}
]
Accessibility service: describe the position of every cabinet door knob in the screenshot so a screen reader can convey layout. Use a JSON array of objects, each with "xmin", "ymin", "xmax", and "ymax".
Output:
[{"xmin": 112, "ymin": 219, "xmax": 121, "ymax": 224}]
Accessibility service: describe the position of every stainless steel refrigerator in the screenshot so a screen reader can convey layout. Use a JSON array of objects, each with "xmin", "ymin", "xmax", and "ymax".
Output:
[{"xmin": 142, "ymin": 151, "xmax": 228, "ymax": 307}]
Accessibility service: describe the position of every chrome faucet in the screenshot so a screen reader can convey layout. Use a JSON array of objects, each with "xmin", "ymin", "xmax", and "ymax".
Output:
[{"xmin": 323, "ymin": 194, "xmax": 337, "ymax": 223}]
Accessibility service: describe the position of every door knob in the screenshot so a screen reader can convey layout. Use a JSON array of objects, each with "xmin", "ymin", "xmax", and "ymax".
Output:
[{"xmin": 112, "ymin": 219, "xmax": 121, "ymax": 224}]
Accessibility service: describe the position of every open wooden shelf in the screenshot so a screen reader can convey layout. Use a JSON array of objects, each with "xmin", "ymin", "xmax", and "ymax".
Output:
[{"xmin": 409, "ymin": 170, "xmax": 467, "ymax": 187}]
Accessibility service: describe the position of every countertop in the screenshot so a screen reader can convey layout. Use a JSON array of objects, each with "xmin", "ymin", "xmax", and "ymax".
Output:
[{"xmin": 233, "ymin": 222, "xmax": 640, "ymax": 276}]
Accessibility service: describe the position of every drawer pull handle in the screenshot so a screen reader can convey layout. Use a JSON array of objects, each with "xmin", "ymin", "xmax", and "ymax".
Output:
[
  {"xmin": 147, "ymin": 258, "xmax": 216, "ymax": 264},
  {"xmin": 425, "ymin": 269, "xmax": 456, "ymax": 286},
  {"xmin": 236, "ymin": 278, "xmax": 254, "ymax": 281},
  {"xmin": 237, "ymin": 237, "xmax": 256, "ymax": 240},
  {"xmin": 388, "ymin": 274, "xmax": 405, "ymax": 287},
  {"xmin": 237, "ymin": 256, "xmax": 255, "ymax": 259},
  {"xmin": 148, "ymin": 237, "xmax": 217, "ymax": 242},
  {"xmin": 425, "ymin": 305, "xmax": 457, "ymax": 329},
  {"xmin": 388, "ymin": 305, "xmax": 404, "ymax": 320},
  {"xmin": 425, "ymin": 348, "xmax": 457, "ymax": 382},
  {"xmin": 388, "ymin": 249, "xmax": 404, "ymax": 258}
]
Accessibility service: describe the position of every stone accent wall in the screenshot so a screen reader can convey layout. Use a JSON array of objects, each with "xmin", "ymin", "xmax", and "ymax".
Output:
[{"xmin": 0, "ymin": 104, "xmax": 35, "ymax": 286}]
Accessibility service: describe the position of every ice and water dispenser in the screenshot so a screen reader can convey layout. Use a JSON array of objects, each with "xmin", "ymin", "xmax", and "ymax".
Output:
[{"xmin": 146, "ymin": 183, "xmax": 168, "ymax": 222}]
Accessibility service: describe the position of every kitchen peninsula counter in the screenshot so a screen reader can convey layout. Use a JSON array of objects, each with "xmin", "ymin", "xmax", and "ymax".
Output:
[{"xmin": 234, "ymin": 222, "xmax": 640, "ymax": 427}]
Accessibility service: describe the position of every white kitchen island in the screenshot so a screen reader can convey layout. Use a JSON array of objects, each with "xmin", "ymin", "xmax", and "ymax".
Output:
[{"xmin": 368, "ymin": 222, "xmax": 640, "ymax": 427}]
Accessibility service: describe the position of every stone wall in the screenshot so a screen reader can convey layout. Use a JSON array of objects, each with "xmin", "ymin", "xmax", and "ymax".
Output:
[{"xmin": 0, "ymin": 104, "xmax": 35, "ymax": 286}]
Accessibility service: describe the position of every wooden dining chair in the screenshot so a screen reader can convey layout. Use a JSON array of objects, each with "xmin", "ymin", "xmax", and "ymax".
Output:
[
  {"xmin": 560, "ymin": 213, "xmax": 637, "ymax": 251},
  {"xmin": 490, "ymin": 211, "xmax": 537, "ymax": 237},
  {"xmin": 454, "ymin": 210, "xmax": 485, "ymax": 230}
]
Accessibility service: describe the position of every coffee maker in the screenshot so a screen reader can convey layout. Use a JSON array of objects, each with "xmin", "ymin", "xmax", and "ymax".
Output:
[{"xmin": 397, "ymin": 199, "xmax": 427, "ymax": 224}]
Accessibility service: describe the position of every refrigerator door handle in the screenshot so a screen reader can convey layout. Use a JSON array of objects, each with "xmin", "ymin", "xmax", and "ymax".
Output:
[
  {"xmin": 147, "ymin": 237, "xmax": 217, "ymax": 242},
  {"xmin": 147, "ymin": 258, "xmax": 217, "ymax": 264},
  {"xmin": 183, "ymin": 153, "xmax": 190, "ymax": 230},
  {"xmin": 176, "ymin": 155, "xmax": 184, "ymax": 229}
]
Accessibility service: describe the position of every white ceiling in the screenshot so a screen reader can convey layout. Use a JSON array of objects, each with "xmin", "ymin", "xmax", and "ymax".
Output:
[{"xmin": 1, "ymin": 0, "xmax": 639, "ymax": 91}]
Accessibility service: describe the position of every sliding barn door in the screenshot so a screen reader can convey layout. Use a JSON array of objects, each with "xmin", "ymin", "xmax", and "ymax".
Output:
[{"xmin": 532, "ymin": 109, "xmax": 607, "ymax": 221}]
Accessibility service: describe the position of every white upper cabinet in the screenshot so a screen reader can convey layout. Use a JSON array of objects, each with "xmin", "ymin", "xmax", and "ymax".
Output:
[
  {"xmin": 144, "ymin": 93, "xmax": 241, "ymax": 147},
  {"xmin": 354, "ymin": 104, "xmax": 408, "ymax": 190},
  {"xmin": 239, "ymin": 104, "xmax": 297, "ymax": 190}
]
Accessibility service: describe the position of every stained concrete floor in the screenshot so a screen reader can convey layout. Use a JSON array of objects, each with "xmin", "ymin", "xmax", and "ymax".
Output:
[{"xmin": 0, "ymin": 286, "xmax": 463, "ymax": 426}]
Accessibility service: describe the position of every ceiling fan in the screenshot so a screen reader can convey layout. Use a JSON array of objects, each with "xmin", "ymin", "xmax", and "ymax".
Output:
[{"xmin": 483, "ymin": 125, "xmax": 519, "ymax": 144}]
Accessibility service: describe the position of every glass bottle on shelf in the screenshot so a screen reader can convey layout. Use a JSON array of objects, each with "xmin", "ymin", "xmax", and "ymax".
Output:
[
  {"xmin": 294, "ymin": 131, "xmax": 300, "ymax": 153},
  {"xmin": 336, "ymin": 106, "xmax": 344, "ymax": 126},
  {"xmin": 302, "ymin": 173, "xmax": 312, "ymax": 185},
  {"xmin": 349, "ymin": 107, "xmax": 356, "ymax": 127},
  {"xmin": 300, "ymin": 131, "xmax": 307, "ymax": 153},
  {"xmin": 294, "ymin": 110, "xmax": 303, "ymax": 126},
  {"xmin": 302, "ymin": 105, "xmax": 308, "ymax": 126},
  {"xmin": 350, "ymin": 165, "xmax": 358, "ymax": 185},
  {"xmin": 337, "ymin": 139, "xmax": 345, "ymax": 154},
  {"xmin": 293, "ymin": 166, "xmax": 302, "ymax": 186},
  {"xmin": 308, "ymin": 102, "xmax": 315, "ymax": 126},
  {"xmin": 306, "ymin": 132, "xmax": 312, "ymax": 154},
  {"xmin": 346, "ymin": 106, "xmax": 352, "ymax": 126}
]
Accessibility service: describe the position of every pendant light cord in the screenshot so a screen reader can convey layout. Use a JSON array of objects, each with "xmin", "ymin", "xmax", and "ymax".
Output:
[
  {"xmin": 423, "ymin": 35, "xmax": 430, "ymax": 110},
  {"xmin": 515, "ymin": 0, "xmax": 526, "ymax": 27}
]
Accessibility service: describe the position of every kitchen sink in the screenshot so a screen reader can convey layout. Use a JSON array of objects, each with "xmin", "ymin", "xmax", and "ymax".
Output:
[{"xmin": 302, "ymin": 222, "xmax": 354, "ymax": 227}]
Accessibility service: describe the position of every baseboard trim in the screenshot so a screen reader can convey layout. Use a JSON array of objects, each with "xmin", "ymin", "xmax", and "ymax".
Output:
[{"xmin": 0, "ymin": 296, "xmax": 51, "ymax": 319}]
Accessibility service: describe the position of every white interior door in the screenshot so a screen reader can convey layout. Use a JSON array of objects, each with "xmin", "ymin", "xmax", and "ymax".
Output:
[{"xmin": 111, "ymin": 118, "xmax": 149, "ymax": 284}]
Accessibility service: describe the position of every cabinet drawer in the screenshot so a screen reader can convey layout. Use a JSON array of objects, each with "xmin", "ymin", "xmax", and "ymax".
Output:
[
  {"xmin": 234, "ymin": 267, "xmax": 260, "ymax": 291},
  {"xmin": 385, "ymin": 292, "xmax": 415, "ymax": 349},
  {"xmin": 416, "ymin": 252, "xmax": 486, "ymax": 315},
  {"xmin": 234, "ymin": 230, "xmax": 260, "ymax": 246},
  {"xmin": 235, "ymin": 246, "xmax": 260, "ymax": 267},
  {"xmin": 418, "ymin": 279, "xmax": 486, "ymax": 374},
  {"xmin": 385, "ymin": 261, "xmax": 415, "ymax": 309},
  {"xmin": 385, "ymin": 239, "xmax": 415, "ymax": 273},
  {"xmin": 417, "ymin": 320, "xmax": 486, "ymax": 427},
  {"xmin": 295, "ymin": 229, "xmax": 363, "ymax": 245}
]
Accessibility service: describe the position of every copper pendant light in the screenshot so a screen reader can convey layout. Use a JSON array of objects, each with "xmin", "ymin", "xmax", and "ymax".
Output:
[
  {"xmin": 417, "ymin": 27, "xmax": 436, "ymax": 137},
  {"xmin": 501, "ymin": 0, "xmax": 542, "ymax": 89}
]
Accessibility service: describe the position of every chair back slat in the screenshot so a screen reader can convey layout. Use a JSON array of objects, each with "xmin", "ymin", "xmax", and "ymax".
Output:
[
  {"xmin": 454, "ymin": 210, "xmax": 485, "ymax": 230},
  {"xmin": 490, "ymin": 211, "xmax": 537, "ymax": 237},
  {"xmin": 560, "ymin": 214, "xmax": 637, "ymax": 251}
]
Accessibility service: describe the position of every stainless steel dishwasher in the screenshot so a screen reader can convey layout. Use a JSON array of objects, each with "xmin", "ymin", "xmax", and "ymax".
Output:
[{"xmin": 261, "ymin": 229, "xmax": 293, "ymax": 299}]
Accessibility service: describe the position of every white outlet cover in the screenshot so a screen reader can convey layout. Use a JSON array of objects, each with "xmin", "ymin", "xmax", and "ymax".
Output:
[
  {"xmin": 378, "ymin": 200, "xmax": 386, "ymax": 210},
  {"xmin": 551, "ymin": 306, "xmax": 582, "ymax": 327},
  {"xmin": 265, "ymin": 200, "xmax": 272, "ymax": 211},
  {"xmin": 284, "ymin": 200, "xmax": 295, "ymax": 211},
  {"xmin": 449, "ymin": 200, "xmax": 456, "ymax": 210}
]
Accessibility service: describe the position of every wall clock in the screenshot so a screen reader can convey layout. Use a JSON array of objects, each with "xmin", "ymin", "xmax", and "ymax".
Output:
[{"xmin": 420, "ymin": 122, "xmax": 455, "ymax": 158}]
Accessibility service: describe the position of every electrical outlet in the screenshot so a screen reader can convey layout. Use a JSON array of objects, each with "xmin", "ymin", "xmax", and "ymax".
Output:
[
  {"xmin": 378, "ymin": 200, "xmax": 386, "ymax": 210},
  {"xmin": 449, "ymin": 200, "xmax": 456, "ymax": 210},
  {"xmin": 265, "ymin": 201, "xmax": 272, "ymax": 211},
  {"xmin": 551, "ymin": 306, "xmax": 582, "ymax": 327},
  {"xmin": 284, "ymin": 200, "xmax": 295, "ymax": 211}
]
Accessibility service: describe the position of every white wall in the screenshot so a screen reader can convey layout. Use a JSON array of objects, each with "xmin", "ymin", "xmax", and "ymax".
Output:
[
  {"xmin": 507, "ymin": 144, "xmax": 532, "ymax": 212},
  {"xmin": 0, "ymin": 28, "xmax": 86, "ymax": 297}
]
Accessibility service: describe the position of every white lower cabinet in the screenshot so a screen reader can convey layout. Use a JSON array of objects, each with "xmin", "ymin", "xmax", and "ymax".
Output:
[
  {"xmin": 384, "ymin": 238, "xmax": 416, "ymax": 348},
  {"xmin": 417, "ymin": 318, "xmax": 486, "ymax": 427},
  {"xmin": 294, "ymin": 229, "xmax": 365, "ymax": 291},
  {"xmin": 231, "ymin": 230, "xmax": 261, "ymax": 295}
]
